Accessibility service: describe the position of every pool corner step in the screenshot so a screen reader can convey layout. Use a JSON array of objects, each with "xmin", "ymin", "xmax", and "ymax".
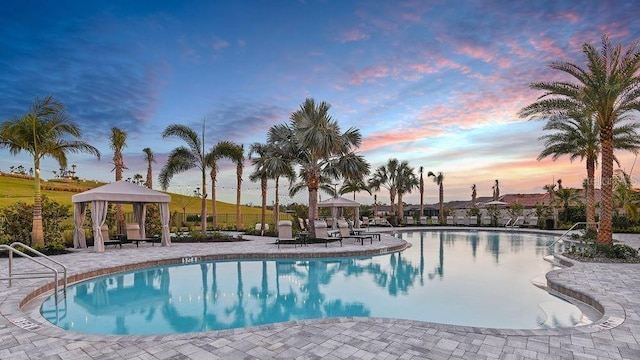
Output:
[{"xmin": 531, "ymin": 275, "xmax": 547, "ymax": 289}]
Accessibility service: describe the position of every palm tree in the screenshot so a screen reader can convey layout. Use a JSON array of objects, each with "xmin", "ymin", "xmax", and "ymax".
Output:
[
  {"xmin": 109, "ymin": 127, "xmax": 128, "ymax": 234},
  {"xmin": 217, "ymin": 143, "xmax": 244, "ymax": 230},
  {"xmin": 267, "ymin": 98, "xmax": 370, "ymax": 237},
  {"xmin": 519, "ymin": 34, "xmax": 640, "ymax": 246},
  {"xmin": 207, "ymin": 141, "xmax": 238, "ymax": 229},
  {"xmin": 0, "ymin": 96, "xmax": 101, "ymax": 245},
  {"xmin": 159, "ymin": 123, "xmax": 208, "ymax": 233},
  {"xmin": 132, "ymin": 173, "xmax": 144, "ymax": 185},
  {"xmin": 553, "ymin": 187, "xmax": 583, "ymax": 222},
  {"xmin": 339, "ymin": 179, "xmax": 371, "ymax": 201},
  {"xmin": 428, "ymin": 171, "xmax": 444, "ymax": 222},
  {"xmin": 613, "ymin": 171, "xmax": 640, "ymax": 222},
  {"xmin": 492, "ymin": 179, "xmax": 500, "ymax": 201},
  {"xmin": 248, "ymin": 142, "xmax": 270, "ymax": 232},
  {"xmin": 396, "ymin": 161, "xmax": 418, "ymax": 224},
  {"xmin": 142, "ymin": 147, "xmax": 155, "ymax": 189},
  {"xmin": 471, "ymin": 184, "xmax": 477, "ymax": 207},
  {"xmin": 419, "ymin": 166, "xmax": 425, "ymax": 218},
  {"xmin": 368, "ymin": 158, "xmax": 399, "ymax": 216},
  {"xmin": 537, "ymin": 114, "xmax": 640, "ymax": 229}
]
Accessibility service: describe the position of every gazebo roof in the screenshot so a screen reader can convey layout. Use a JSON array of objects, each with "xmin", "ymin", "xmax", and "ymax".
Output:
[{"xmin": 71, "ymin": 181, "xmax": 171, "ymax": 203}]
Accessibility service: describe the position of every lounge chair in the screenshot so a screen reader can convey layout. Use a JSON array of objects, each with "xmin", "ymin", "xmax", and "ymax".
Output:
[
  {"xmin": 456, "ymin": 215, "xmax": 466, "ymax": 225},
  {"xmin": 276, "ymin": 220, "xmax": 299, "ymax": 248},
  {"xmin": 405, "ymin": 216, "xmax": 415, "ymax": 225},
  {"xmin": 468, "ymin": 215, "xmax": 478, "ymax": 226},
  {"xmin": 446, "ymin": 215, "xmax": 454, "ymax": 225},
  {"xmin": 125, "ymin": 223, "xmax": 157, "ymax": 247},
  {"xmin": 481, "ymin": 216, "xmax": 492, "ymax": 226},
  {"xmin": 361, "ymin": 216, "xmax": 370, "ymax": 227},
  {"xmin": 337, "ymin": 220, "xmax": 373, "ymax": 245},
  {"xmin": 419, "ymin": 216, "xmax": 428, "ymax": 225},
  {"xmin": 526, "ymin": 216, "xmax": 539, "ymax": 228},
  {"xmin": 297, "ymin": 218, "xmax": 307, "ymax": 231},
  {"xmin": 431, "ymin": 216, "xmax": 439, "ymax": 225},
  {"xmin": 101, "ymin": 224, "xmax": 122, "ymax": 248},
  {"xmin": 313, "ymin": 220, "xmax": 342, "ymax": 247}
]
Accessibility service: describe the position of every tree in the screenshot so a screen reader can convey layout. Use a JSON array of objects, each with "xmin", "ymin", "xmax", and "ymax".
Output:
[
  {"xmin": 519, "ymin": 34, "xmax": 640, "ymax": 246},
  {"xmin": 211, "ymin": 142, "xmax": 244, "ymax": 230},
  {"xmin": 471, "ymin": 184, "xmax": 477, "ymax": 207},
  {"xmin": 339, "ymin": 179, "xmax": 371, "ymax": 224},
  {"xmin": 419, "ymin": 166, "xmax": 425, "ymax": 218},
  {"xmin": 109, "ymin": 127, "xmax": 128, "ymax": 234},
  {"xmin": 395, "ymin": 161, "xmax": 418, "ymax": 224},
  {"xmin": 159, "ymin": 124, "xmax": 208, "ymax": 233},
  {"xmin": 428, "ymin": 171, "xmax": 444, "ymax": 222},
  {"xmin": 613, "ymin": 170, "xmax": 640, "ymax": 222},
  {"xmin": 368, "ymin": 158, "xmax": 399, "ymax": 216},
  {"xmin": 267, "ymin": 98, "xmax": 369, "ymax": 237},
  {"xmin": 536, "ymin": 113, "xmax": 640, "ymax": 229},
  {"xmin": 248, "ymin": 142, "xmax": 270, "ymax": 232},
  {"xmin": 207, "ymin": 141, "xmax": 238, "ymax": 229},
  {"xmin": 554, "ymin": 187, "xmax": 583, "ymax": 222},
  {"xmin": 142, "ymin": 147, "xmax": 155, "ymax": 189},
  {"xmin": 492, "ymin": 179, "xmax": 500, "ymax": 201},
  {"xmin": 0, "ymin": 96, "xmax": 100, "ymax": 245}
]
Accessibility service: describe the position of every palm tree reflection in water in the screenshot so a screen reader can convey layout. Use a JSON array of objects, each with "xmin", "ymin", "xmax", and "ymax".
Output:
[{"xmin": 45, "ymin": 231, "xmax": 571, "ymax": 334}]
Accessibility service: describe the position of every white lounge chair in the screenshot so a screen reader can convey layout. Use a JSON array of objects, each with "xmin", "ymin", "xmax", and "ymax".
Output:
[
  {"xmin": 276, "ymin": 220, "xmax": 298, "ymax": 248},
  {"xmin": 431, "ymin": 216, "xmax": 439, "ymax": 225},
  {"xmin": 313, "ymin": 220, "xmax": 342, "ymax": 247},
  {"xmin": 337, "ymin": 220, "xmax": 372, "ymax": 245},
  {"xmin": 419, "ymin": 216, "xmax": 428, "ymax": 225},
  {"xmin": 446, "ymin": 215, "xmax": 454, "ymax": 225}
]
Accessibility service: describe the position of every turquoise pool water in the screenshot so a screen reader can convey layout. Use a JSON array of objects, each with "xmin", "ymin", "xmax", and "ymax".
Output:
[{"xmin": 41, "ymin": 230, "xmax": 588, "ymax": 335}]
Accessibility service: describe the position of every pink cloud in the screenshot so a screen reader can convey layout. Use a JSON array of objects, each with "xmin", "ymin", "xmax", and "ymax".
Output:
[
  {"xmin": 349, "ymin": 65, "xmax": 396, "ymax": 85},
  {"xmin": 212, "ymin": 39, "xmax": 229, "ymax": 50},
  {"xmin": 337, "ymin": 28, "xmax": 370, "ymax": 43}
]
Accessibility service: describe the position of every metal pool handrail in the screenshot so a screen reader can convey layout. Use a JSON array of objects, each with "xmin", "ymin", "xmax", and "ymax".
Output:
[
  {"xmin": 0, "ymin": 242, "xmax": 68, "ymax": 303},
  {"xmin": 547, "ymin": 222, "xmax": 599, "ymax": 249}
]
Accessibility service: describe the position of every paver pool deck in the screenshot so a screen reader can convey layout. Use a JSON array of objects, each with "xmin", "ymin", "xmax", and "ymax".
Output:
[{"xmin": 1, "ymin": 227, "xmax": 640, "ymax": 359}]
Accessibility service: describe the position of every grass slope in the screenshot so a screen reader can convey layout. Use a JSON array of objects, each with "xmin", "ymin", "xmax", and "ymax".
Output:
[{"xmin": 0, "ymin": 174, "xmax": 267, "ymax": 217}]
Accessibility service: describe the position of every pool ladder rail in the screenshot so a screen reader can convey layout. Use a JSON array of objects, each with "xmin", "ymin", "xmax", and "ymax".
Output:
[
  {"xmin": 547, "ymin": 222, "xmax": 599, "ymax": 251},
  {"xmin": 0, "ymin": 242, "xmax": 68, "ymax": 304}
]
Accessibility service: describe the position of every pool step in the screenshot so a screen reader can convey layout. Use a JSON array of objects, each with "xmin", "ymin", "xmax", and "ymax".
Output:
[{"xmin": 531, "ymin": 275, "xmax": 547, "ymax": 289}]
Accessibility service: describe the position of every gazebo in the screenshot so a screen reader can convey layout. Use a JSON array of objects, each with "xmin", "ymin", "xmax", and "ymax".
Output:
[
  {"xmin": 318, "ymin": 195, "xmax": 361, "ymax": 229},
  {"xmin": 72, "ymin": 181, "xmax": 172, "ymax": 252}
]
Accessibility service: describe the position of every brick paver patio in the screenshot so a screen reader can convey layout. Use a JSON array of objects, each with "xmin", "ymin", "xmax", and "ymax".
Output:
[{"xmin": 1, "ymin": 227, "xmax": 639, "ymax": 359}]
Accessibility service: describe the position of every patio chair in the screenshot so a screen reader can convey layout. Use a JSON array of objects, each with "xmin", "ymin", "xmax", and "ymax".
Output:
[
  {"xmin": 468, "ymin": 215, "xmax": 478, "ymax": 226},
  {"xmin": 101, "ymin": 224, "xmax": 122, "ymax": 248},
  {"xmin": 526, "ymin": 216, "xmax": 539, "ymax": 228},
  {"xmin": 125, "ymin": 223, "xmax": 154, "ymax": 247},
  {"xmin": 446, "ymin": 215, "xmax": 454, "ymax": 225},
  {"xmin": 456, "ymin": 215, "xmax": 466, "ymax": 225},
  {"xmin": 419, "ymin": 216, "xmax": 428, "ymax": 225},
  {"xmin": 431, "ymin": 216, "xmax": 439, "ymax": 225},
  {"xmin": 405, "ymin": 216, "xmax": 415, "ymax": 225},
  {"xmin": 313, "ymin": 220, "xmax": 342, "ymax": 247},
  {"xmin": 337, "ymin": 220, "xmax": 372, "ymax": 245},
  {"xmin": 276, "ymin": 220, "xmax": 299, "ymax": 248}
]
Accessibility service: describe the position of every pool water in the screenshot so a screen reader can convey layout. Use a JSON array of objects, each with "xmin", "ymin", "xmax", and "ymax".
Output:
[{"xmin": 41, "ymin": 230, "xmax": 590, "ymax": 335}]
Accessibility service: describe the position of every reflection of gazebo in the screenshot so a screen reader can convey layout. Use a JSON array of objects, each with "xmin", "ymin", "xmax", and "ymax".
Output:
[
  {"xmin": 72, "ymin": 181, "xmax": 171, "ymax": 252},
  {"xmin": 318, "ymin": 196, "xmax": 360, "ymax": 229}
]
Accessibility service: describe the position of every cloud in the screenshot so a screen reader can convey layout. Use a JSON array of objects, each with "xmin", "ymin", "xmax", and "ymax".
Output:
[{"xmin": 337, "ymin": 28, "xmax": 370, "ymax": 43}]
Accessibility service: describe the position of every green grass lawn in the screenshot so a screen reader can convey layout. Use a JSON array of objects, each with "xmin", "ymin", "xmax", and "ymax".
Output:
[{"xmin": 0, "ymin": 174, "xmax": 271, "ymax": 229}]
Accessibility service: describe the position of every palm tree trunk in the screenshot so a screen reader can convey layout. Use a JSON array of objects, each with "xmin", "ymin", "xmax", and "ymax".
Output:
[
  {"xmin": 201, "ymin": 170, "xmax": 207, "ymax": 234},
  {"xmin": 419, "ymin": 178, "xmax": 424, "ymax": 218},
  {"xmin": 598, "ymin": 126, "xmax": 614, "ymax": 245},
  {"xmin": 397, "ymin": 193, "xmax": 404, "ymax": 224},
  {"xmin": 31, "ymin": 162, "xmax": 44, "ymax": 246},
  {"xmin": 236, "ymin": 166, "xmax": 242, "ymax": 230},
  {"xmin": 210, "ymin": 170, "xmax": 217, "ymax": 229},
  {"xmin": 274, "ymin": 177, "xmax": 280, "ymax": 226},
  {"xmin": 586, "ymin": 158, "xmax": 596, "ymax": 231},
  {"xmin": 260, "ymin": 175, "xmax": 267, "ymax": 231},
  {"xmin": 308, "ymin": 175, "xmax": 319, "ymax": 237},
  {"xmin": 439, "ymin": 184, "xmax": 444, "ymax": 222}
]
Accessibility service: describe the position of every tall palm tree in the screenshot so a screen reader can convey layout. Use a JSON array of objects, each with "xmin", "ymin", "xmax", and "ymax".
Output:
[
  {"xmin": 339, "ymin": 179, "xmax": 371, "ymax": 201},
  {"xmin": 471, "ymin": 184, "xmax": 477, "ymax": 207},
  {"xmin": 207, "ymin": 141, "xmax": 237, "ymax": 229},
  {"xmin": 211, "ymin": 141, "xmax": 244, "ymax": 230},
  {"xmin": 267, "ymin": 98, "xmax": 370, "ymax": 237},
  {"xmin": 109, "ymin": 127, "xmax": 128, "ymax": 234},
  {"xmin": 368, "ymin": 158, "xmax": 399, "ymax": 216},
  {"xmin": 519, "ymin": 34, "xmax": 640, "ymax": 245},
  {"xmin": 263, "ymin": 144, "xmax": 295, "ymax": 225},
  {"xmin": 492, "ymin": 179, "xmax": 500, "ymax": 201},
  {"xmin": 0, "ymin": 96, "xmax": 101, "ymax": 245},
  {"xmin": 428, "ymin": 171, "xmax": 444, "ymax": 222},
  {"xmin": 248, "ymin": 142, "xmax": 270, "ymax": 232},
  {"xmin": 159, "ymin": 123, "xmax": 208, "ymax": 233},
  {"xmin": 142, "ymin": 147, "xmax": 155, "ymax": 189},
  {"xmin": 396, "ymin": 161, "xmax": 418, "ymax": 224},
  {"xmin": 537, "ymin": 113, "xmax": 640, "ymax": 229},
  {"xmin": 419, "ymin": 166, "xmax": 425, "ymax": 218}
]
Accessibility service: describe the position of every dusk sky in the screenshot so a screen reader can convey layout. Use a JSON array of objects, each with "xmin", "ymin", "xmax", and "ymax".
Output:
[{"xmin": 1, "ymin": 0, "xmax": 640, "ymax": 207}]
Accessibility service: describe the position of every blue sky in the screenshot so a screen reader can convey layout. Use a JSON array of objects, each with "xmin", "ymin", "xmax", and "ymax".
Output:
[{"xmin": 1, "ymin": 0, "xmax": 639, "ymax": 206}]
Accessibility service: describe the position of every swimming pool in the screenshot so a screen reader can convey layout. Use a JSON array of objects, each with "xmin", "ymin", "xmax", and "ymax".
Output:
[{"xmin": 40, "ymin": 230, "xmax": 593, "ymax": 335}]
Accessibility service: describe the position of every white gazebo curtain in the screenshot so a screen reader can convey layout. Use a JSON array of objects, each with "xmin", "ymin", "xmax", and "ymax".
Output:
[
  {"xmin": 159, "ymin": 203, "xmax": 171, "ymax": 246},
  {"xmin": 91, "ymin": 200, "xmax": 109, "ymax": 253},
  {"xmin": 73, "ymin": 202, "xmax": 87, "ymax": 248},
  {"xmin": 132, "ymin": 203, "xmax": 147, "ymax": 239}
]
